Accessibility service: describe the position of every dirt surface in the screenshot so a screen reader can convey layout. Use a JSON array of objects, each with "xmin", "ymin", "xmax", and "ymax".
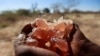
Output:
[{"xmin": 0, "ymin": 13, "xmax": 100, "ymax": 56}]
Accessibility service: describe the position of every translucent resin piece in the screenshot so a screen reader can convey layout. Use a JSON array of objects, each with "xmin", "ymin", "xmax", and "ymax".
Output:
[{"xmin": 25, "ymin": 18, "xmax": 73, "ymax": 56}]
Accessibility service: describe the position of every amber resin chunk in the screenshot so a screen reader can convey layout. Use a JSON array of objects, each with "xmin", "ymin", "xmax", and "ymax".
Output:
[{"xmin": 26, "ymin": 18, "xmax": 73, "ymax": 56}]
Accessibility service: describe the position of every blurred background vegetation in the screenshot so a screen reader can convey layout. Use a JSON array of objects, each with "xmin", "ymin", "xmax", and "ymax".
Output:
[
  {"xmin": 0, "ymin": 2, "xmax": 99, "ymax": 29},
  {"xmin": 0, "ymin": 0, "xmax": 100, "ymax": 56},
  {"xmin": 0, "ymin": 0, "xmax": 100, "ymax": 42}
]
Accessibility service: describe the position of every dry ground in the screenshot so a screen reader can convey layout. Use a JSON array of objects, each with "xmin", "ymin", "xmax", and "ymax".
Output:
[{"xmin": 0, "ymin": 13, "xmax": 100, "ymax": 56}]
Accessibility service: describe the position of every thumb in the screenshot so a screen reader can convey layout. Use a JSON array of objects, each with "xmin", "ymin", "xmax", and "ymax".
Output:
[
  {"xmin": 69, "ymin": 24, "xmax": 87, "ymax": 56},
  {"xmin": 15, "ymin": 45, "xmax": 59, "ymax": 56}
]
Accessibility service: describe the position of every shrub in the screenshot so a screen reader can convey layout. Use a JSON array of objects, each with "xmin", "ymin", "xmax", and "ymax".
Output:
[
  {"xmin": 0, "ymin": 11, "xmax": 16, "ymax": 22},
  {"xmin": 43, "ymin": 8, "xmax": 50, "ymax": 13},
  {"xmin": 16, "ymin": 9, "xmax": 30, "ymax": 16},
  {"xmin": 0, "ymin": 23, "xmax": 8, "ymax": 28},
  {"xmin": 32, "ymin": 10, "xmax": 41, "ymax": 15}
]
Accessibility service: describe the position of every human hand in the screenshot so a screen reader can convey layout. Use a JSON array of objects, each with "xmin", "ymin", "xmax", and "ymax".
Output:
[
  {"xmin": 69, "ymin": 24, "xmax": 100, "ymax": 56},
  {"xmin": 14, "ymin": 23, "xmax": 98, "ymax": 56},
  {"xmin": 14, "ymin": 24, "xmax": 59, "ymax": 56},
  {"xmin": 14, "ymin": 23, "xmax": 84, "ymax": 56}
]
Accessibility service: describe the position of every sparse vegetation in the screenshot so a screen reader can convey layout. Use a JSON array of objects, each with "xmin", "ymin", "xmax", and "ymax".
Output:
[
  {"xmin": 43, "ymin": 8, "xmax": 50, "ymax": 14},
  {"xmin": 0, "ymin": 23, "xmax": 8, "ymax": 28},
  {"xmin": 0, "ymin": 11, "xmax": 16, "ymax": 22},
  {"xmin": 16, "ymin": 9, "xmax": 31, "ymax": 16},
  {"xmin": 0, "ymin": 1, "xmax": 100, "ymax": 56}
]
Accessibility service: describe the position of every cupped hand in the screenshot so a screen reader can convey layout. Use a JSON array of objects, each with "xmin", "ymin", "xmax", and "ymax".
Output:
[
  {"xmin": 14, "ymin": 24, "xmax": 59, "ymax": 56},
  {"xmin": 14, "ymin": 23, "xmax": 94, "ymax": 56}
]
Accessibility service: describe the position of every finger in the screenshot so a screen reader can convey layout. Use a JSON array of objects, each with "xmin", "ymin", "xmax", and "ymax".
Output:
[
  {"xmin": 73, "ymin": 24, "xmax": 100, "ymax": 56},
  {"xmin": 21, "ymin": 23, "xmax": 33, "ymax": 35},
  {"xmin": 14, "ymin": 32, "xmax": 27, "ymax": 48},
  {"xmin": 15, "ymin": 45, "xmax": 59, "ymax": 56},
  {"xmin": 70, "ymin": 24, "xmax": 87, "ymax": 41},
  {"xmin": 14, "ymin": 23, "xmax": 33, "ymax": 47},
  {"xmin": 69, "ymin": 24, "xmax": 87, "ymax": 56}
]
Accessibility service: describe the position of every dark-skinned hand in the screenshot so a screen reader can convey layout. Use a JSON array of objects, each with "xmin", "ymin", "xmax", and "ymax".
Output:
[{"xmin": 14, "ymin": 23, "xmax": 100, "ymax": 56}]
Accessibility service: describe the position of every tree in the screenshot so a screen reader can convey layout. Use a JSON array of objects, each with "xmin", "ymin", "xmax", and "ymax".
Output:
[
  {"xmin": 51, "ymin": 3, "xmax": 63, "ymax": 13},
  {"xmin": 31, "ymin": 3, "xmax": 37, "ymax": 13},
  {"xmin": 62, "ymin": 0, "xmax": 80, "ymax": 13},
  {"xmin": 67, "ymin": 0, "xmax": 80, "ymax": 10},
  {"xmin": 43, "ymin": 8, "xmax": 50, "ymax": 13},
  {"xmin": 63, "ymin": 8, "xmax": 69, "ymax": 13}
]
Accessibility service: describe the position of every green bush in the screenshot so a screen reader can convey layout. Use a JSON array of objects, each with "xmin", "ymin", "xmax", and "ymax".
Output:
[
  {"xmin": 32, "ymin": 10, "xmax": 41, "ymax": 15},
  {"xmin": 0, "ymin": 23, "xmax": 8, "ymax": 28},
  {"xmin": 71, "ymin": 10, "xmax": 81, "ymax": 13},
  {"xmin": 43, "ymin": 8, "xmax": 50, "ymax": 13},
  {"xmin": 0, "ymin": 11, "xmax": 16, "ymax": 22},
  {"xmin": 16, "ymin": 9, "xmax": 31, "ymax": 16}
]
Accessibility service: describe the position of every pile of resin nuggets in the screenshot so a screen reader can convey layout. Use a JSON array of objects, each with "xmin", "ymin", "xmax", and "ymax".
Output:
[{"xmin": 22, "ymin": 17, "xmax": 73, "ymax": 56}]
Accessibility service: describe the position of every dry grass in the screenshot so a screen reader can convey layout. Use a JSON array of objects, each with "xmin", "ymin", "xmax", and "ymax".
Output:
[
  {"xmin": 0, "ymin": 41, "xmax": 14, "ymax": 56},
  {"xmin": 0, "ymin": 13, "xmax": 100, "ymax": 56}
]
